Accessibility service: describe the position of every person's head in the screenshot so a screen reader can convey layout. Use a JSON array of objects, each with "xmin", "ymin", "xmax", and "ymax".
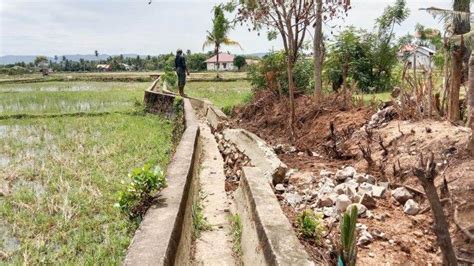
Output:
[{"xmin": 176, "ymin": 49, "xmax": 183, "ymax": 55}]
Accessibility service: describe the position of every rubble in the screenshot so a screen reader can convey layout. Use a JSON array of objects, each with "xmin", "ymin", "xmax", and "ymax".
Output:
[
  {"xmin": 371, "ymin": 185, "xmax": 386, "ymax": 198},
  {"xmin": 215, "ymin": 132, "xmax": 252, "ymax": 183},
  {"xmin": 392, "ymin": 187, "xmax": 413, "ymax": 204},
  {"xmin": 284, "ymin": 192, "xmax": 303, "ymax": 207},
  {"xmin": 275, "ymin": 184, "xmax": 286, "ymax": 193},
  {"xmin": 359, "ymin": 193, "xmax": 377, "ymax": 209},
  {"xmin": 346, "ymin": 203, "xmax": 367, "ymax": 216},
  {"xmin": 335, "ymin": 166, "xmax": 356, "ymax": 181},
  {"xmin": 403, "ymin": 199, "xmax": 420, "ymax": 215},
  {"xmin": 335, "ymin": 194, "xmax": 351, "ymax": 212}
]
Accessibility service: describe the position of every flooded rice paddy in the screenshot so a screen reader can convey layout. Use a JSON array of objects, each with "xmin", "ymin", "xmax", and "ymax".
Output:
[
  {"xmin": 0, "ymin": 81, "xmax": 174, "ymax": 263},
  {"xmin": 0, "ymin": 82, "xmax": 149, "ymax": 116}
]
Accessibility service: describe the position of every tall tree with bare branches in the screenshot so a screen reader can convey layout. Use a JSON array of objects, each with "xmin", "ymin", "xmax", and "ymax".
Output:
[{"xmin": 234, "ymin": 0, "xmax": 316, "ymax": 139}]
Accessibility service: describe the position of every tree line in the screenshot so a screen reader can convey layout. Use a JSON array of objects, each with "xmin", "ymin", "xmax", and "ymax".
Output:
[{"xmin": 0, "ymin": 51, "xmax": 249, "ymax": 75}]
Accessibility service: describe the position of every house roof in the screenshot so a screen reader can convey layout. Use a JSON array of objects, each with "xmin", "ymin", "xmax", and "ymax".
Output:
[
  {"xmin": 400, "ymin": 44, "xmax": 435, "ymax": 55},
  {"xmin": 205, "ymin": 53, "xmax": 234, "ymax": 63}
]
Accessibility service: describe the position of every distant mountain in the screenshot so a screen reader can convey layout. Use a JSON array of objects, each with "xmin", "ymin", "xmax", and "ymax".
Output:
[
  {"xmin": 0, "ymin": 54, "xmax": 142, "ymax": 65},
  {"xmin": 245, "ymin": 52, "xmax": 268, "ymax": 58}
]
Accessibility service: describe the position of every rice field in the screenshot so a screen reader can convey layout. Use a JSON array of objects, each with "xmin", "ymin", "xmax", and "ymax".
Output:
[
  {"xmin": 0, "ymin": 82, "xmax": 149, "ymax": 116},
  {"xmin": 0, "ymin": 80, "xmax": 174, "ymax": 264}
]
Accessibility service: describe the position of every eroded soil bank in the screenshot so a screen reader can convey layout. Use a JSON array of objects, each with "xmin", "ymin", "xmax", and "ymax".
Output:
[{"xmin": 232, "ymin": 90, "xmax": 474, "ymax": 264}]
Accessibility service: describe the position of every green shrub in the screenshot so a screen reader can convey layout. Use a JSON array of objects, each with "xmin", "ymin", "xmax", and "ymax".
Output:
[
  {"xmin": 162, "ymin": 69, "xmax": 177, "ymax": 89},
  {"xmin": 297, "ymin": 209, "xmax": 325, "ymax": 240},
  {"xmin": 248, "ymin": 51, "xmax": 314, "ymax": 94},
  {"xmin": 116, "ymin": 164, "xmax": 167, "ymax": 219},
  {"xmin": 338, "ymin": 205, "xmax": 358, "ymax": 266}
]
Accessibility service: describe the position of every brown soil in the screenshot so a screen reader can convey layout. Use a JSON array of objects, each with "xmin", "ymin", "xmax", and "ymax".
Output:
[
  {"xmin": 234, "ymin": 90, "xmax": 373, "ymax": 151},
  {"xmin": 233, "ymin": 91, "xmax": 474, "ymax": 264}
]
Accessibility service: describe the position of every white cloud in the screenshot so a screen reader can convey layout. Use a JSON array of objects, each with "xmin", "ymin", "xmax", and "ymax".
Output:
[{"xmin": 0, "ymin": 0, "xmax": 452, "ymax": 56}]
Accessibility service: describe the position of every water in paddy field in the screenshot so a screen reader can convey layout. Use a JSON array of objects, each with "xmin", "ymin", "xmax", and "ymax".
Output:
[{"xmin": 0, "ymin": 100, "xmax": 132, "ymax": 114}]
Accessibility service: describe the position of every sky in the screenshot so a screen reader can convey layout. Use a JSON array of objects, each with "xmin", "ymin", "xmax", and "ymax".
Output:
[{"xmin": 0, "ymin": 0, "xmax": 451, "ymax": 56}]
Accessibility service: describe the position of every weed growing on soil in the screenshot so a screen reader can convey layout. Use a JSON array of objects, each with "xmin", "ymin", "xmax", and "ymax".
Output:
[
  {"xmin": 192, "ymin": 196, "xmax": 211, "ymax": 238},
  {"xmin": 229, "ymin": 214, "xmax": 243, "ymax": 256},
  {"xmin": 296, "ymin": 210, "xmax": 325, "ymax": 241},
  {"xmin": 116, "ymin": 164, "xmax": 167, "ymax": 219},
  {"xmin": 338, "ymin": 206, "xmax": 358, "ymax": 266}
]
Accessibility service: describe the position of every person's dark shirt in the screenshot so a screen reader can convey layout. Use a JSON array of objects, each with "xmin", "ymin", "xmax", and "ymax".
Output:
[{"xmin": 175, "ymin": 55, "xmax": 187, "ymax": 71}]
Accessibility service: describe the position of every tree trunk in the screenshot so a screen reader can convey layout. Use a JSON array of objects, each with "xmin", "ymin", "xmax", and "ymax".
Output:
[
  {"xmin": 449, "ymin": 42, "xmax": 463, "ymax": 122},
  {"xmin": 413, "ymin": 50, "xmax": 417, "ymax": 93},
  {"xmin": 426, "ymin": 63, "xmax": 433, "ymax": 117},
  {"xmin": 342, "ymin": 53, "xmax": 349, "ymax": 109},
  {"xmin": 216, "ymin": 48, "xmax": 220, "ymax": 79},
  {"xmin": 287, "ymin": 56, "xmax": 296, "ymax": 141},
  {"xmin": 313, "ymin": 0, "xmax": 323, "ymax": 103},
  {"xmin": 413, "ymin": 154, "xmax": 458, "ymax": 266},
  {"xmin": 442, "ymin": 40, "xmax": 450, "ymax": 116},
  {"xmin": 468, "ymin": 52, "xmax": 474, "ymax": 155}
]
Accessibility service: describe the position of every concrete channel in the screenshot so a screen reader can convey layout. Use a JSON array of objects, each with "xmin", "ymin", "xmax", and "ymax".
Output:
[{"xmin": 124, "ymin": 82, "xmax": 312, "ymax": 265}]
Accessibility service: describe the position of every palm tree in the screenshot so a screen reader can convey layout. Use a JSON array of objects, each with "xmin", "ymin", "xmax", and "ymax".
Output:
[{"xmin": 203, "ymin": 5, "xmax": 241, "ymax": 78}]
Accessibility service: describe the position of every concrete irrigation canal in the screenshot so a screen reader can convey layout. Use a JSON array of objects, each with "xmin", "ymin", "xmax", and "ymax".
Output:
[{"xmin": 124, "ymin": 83, "xmax": 312, "ymax": 265}]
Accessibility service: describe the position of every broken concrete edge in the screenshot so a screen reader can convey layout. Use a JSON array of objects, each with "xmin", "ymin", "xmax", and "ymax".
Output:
[
  {"xmin": 238, "ymin": 166, "xmax": 314, "ymax": 265},
  {"xmin": 148, "ymin": 78, "xmax": 161, "ymax": 91},
  {"xmin": 124, "ymin": 92, "xmax": 200, "ymax": 265},
  {"xmin": 222, "ymin": 128, "xmax": 288, "ymax": 185}
]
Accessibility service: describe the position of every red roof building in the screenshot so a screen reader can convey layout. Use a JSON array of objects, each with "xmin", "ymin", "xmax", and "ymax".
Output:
[{"xmin": 205, "ymin": 53, "xmax": 236, "ymax": 71}]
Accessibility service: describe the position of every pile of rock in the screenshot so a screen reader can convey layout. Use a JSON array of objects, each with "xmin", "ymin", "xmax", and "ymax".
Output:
[
  {"xmin": 392, "ymin": 186, "xmax": 420, "ymax": 215},
  {"xmin": 312, "ymin": 166, "xmax": 387, "ymax": 219},
  {"xmin": 215, "ymin": 132, "xmax": 252, "ymax": 181},
  {"xmin": 276, "ymin": 166, "xmax": 425, "ymax": 248}
]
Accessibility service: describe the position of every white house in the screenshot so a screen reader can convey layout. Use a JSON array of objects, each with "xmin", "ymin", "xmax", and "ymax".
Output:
[
  {"xmin": 399, "ymin": 44, "xmax": 436, "ymax": 70},
  {"xmin": 205, "ymin": 53, "xmax": 237, "ymax": 71}
]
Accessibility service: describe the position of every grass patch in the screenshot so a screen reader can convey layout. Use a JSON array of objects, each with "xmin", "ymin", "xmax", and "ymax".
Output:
[
  {"xmin": 0, "ymin": 113, "xmax": 174, "ymax": 264},
  {"xmin": 229, "ymin": 214, "xmax": 243, "ymax": 256},
  {"xmin": 192, "ymin": 194, "xmax": 212, "ymax": 239},
  {"xmin": 354, "ymin": 92, "xmax": 392, "ymax": 105},
  {"xmin": 184, "ymin": 81, "xmax": 252, "ymax": 111}
]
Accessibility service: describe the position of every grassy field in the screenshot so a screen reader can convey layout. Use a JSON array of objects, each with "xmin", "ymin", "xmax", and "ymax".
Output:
[
  {"xmin": 0, "ymin": 71, "xmax": 249, "ymax": 83},
  {"xmin": 182, "ymin": 81, "xmax": 252, "ymax": 112},
  {"xmin": 0, "ymin": 82, "xmax": 149, "ymax": 116},
  {"xmin": 0, "ymin": 80, "xmax": 175, "ymax": 264}
]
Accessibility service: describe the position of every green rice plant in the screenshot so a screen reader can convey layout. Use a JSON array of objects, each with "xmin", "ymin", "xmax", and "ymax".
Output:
[
  {"xmin": 296, "ymin": 209, "xmax": 325, "ymax": 241},
  {"xmin": 229, "ymin": 214, "xmax": 243, "ymax": 256},
  {"xmin": 116, "ymin": 164, "xmax": 167, "ymax": 219},
  {"xmin": 338, "ymin": 205, "xmax": 358, "ymax": 266}
]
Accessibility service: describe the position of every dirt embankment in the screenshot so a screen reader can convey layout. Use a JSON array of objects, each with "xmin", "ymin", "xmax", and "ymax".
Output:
[{"xmin": 233, "ymin": 90, "xmax": 474, "ymax": 264}]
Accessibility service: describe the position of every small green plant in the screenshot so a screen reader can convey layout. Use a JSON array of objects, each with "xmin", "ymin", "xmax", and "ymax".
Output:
[
  {"xmin": 338, "ymin": 205, "xmax": 358, "ymax": 266},
  {"xmin": 162, "ymin": 67, "xmax": 177, "ymax": 89},
  {"xmin": 116, "ymin": 164, "xmax": 167, "ymax": 219},
  {"xmin": 229, "ymin": 214, "xmax": 243, "ymax": 256},
  {"xmin": 192, "ymin": 199, "xmax": 211, "ymax": 238},
  {"xmin": 296, "ymin": 210, "xmax": 325, "ymax": 241}
]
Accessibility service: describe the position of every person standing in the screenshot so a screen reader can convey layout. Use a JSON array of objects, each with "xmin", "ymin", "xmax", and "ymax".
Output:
[{"xmin": 175, "ymin": 49, "xmax": 190, "ymax": 96}]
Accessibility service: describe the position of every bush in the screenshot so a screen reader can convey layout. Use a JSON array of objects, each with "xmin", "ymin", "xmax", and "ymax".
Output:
[
  {"xmin": 116, "ymin": 164, "xmax": 167, "ymax": 219},
  {"xmin": 162, "ymin": 69, "xmax": 177, "ymax": 89},
  {"xmin": 297, "ymin": 209, "xmax": 325, "ymax": 240},
  {"xmin": 248, "ymin": 51, "xmax": 314, "ymax": 94}
]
